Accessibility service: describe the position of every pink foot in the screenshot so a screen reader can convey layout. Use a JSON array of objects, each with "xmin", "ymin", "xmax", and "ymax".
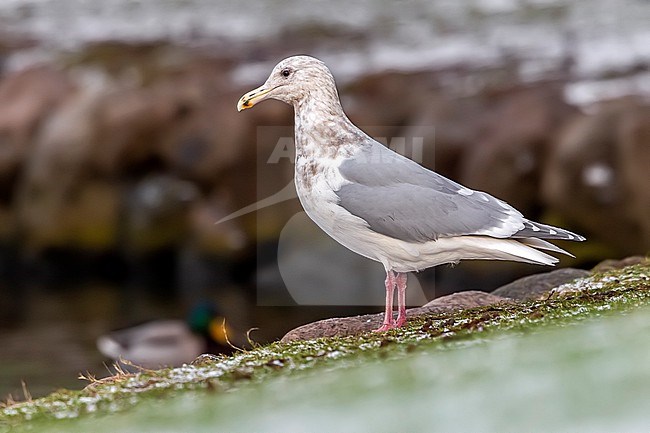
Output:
[
  {"xmin": 374, "ymin": 316, "xmax": 407, "ymax": 332},
  {"xmin": 373, "ymin": 321, "xmax": 396, "ymax": 332},
  {"xmin": 394, "ymin": 315, "xmax": 407, "ymax": 328}
]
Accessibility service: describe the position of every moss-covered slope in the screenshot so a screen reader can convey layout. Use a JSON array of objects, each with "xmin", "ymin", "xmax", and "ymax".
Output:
[{"xmin": 1, "ymin": 262, "xmax": 649, "ymax": 432}]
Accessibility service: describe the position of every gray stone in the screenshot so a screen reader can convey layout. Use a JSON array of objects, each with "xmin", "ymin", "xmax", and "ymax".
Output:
[
  {"xmin": 281, "ymin": 290, "xmax": 510, "ymax": 342},
  {"xmin": 592, "ymin": 256, "xmax": 648, "ymax": 273},
  {"xmin": 492, "ymin": 268, "xmax": 590, "ymax": 301}
]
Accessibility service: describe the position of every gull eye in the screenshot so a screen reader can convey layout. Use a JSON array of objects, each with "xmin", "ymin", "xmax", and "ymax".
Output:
[{"xmin": 281, "ymin": 68, "xmax": 291, "ymax": 78}]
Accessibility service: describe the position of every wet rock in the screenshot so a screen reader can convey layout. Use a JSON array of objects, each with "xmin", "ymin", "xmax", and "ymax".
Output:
[
  {"xmin": 14, "ymin": 83, "xmax": 199, "ymax": 252},
  {"xmin": 591, "ymin": 256, "xmax": 649, "ymax": 273},
  {"xmin": 460, "ymin": 84, "xmax": 576, "ymax": 214},
  {"xmin": 64, "ymin": 43, "xmax": 250, "ymax": 186},
  {"xmin": 66, "ymin": 41, "xmax": 236, "ymax": 86},
  {"xmin": 403, "ymin": 93, "xmax": 487, "ymax": 180},
  {"xmin": 13, "ymin": 47, "xmax": 254, "ymax": 253},
  {"xmin": 155, "ymin": 76, "xmax": 250, "ymax": 186},
  {"xmin": 89, "ymin": 87, "xmax": 180, "ymax": 174},
  {"xmin": 281, "ymin": 290, "xmax": 509, "ymax": 342},
  {"xmin": 0, "ymin": 66, "xmax": 73, "ymax": 196},
  {"xmin": 344, "ymin": 71, "xmax": 434, "ymax": 135},
  {"xmin": 541, "ymin": 97, "xmax": 647, "ymax": 255},
  {"xmin": 492, "ymin": 268, "xmax": 590, "ymax": 301},
  {"xmin": 15, "ymin": 86, "xmax": 116, "ymax": 251},
  {"xmin": 618, "ymin": 106, "xmax": 650, "ymax": 246},
  {"xmin": 421, "ymin": 291, "xmax": 512, "ymax": 309}
]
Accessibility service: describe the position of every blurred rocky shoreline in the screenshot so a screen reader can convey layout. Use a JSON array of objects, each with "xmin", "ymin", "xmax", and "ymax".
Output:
[{"xmin": 0, "ymin": 38, "xmax": 648, "ymax": 275}]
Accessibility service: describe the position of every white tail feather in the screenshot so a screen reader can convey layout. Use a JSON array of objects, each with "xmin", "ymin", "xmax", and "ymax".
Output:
[
  {"xmin": 405, "ymin": 236, "xmax": 561, "ymax": 271},
  {"xmin": 519, "ymin": 237, "xmax": 575, "ymax": 257},
  {"xmin": 485, "ymin": 238, "xmax": 559, "ymax": 266}
]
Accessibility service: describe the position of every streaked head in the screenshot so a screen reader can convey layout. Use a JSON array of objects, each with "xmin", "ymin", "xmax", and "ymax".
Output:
[{"xmin": 237, "ymin": 55, "xmax": 337, "ymax": 111}]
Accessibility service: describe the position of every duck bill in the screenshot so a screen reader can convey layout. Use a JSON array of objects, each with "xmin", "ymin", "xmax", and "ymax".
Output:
[
  {"xmin": 237, "ymin": 85, "xmax": 274, "ymax": 111},
  {"xmin": 209, "ymin": 317, "xmax": 231, "ymax": 346}
]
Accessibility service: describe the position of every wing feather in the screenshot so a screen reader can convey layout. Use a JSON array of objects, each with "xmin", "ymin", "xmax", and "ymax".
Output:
[{"xmin": 335, "ymin": 141, "xmax": 525, "ymax": 242}]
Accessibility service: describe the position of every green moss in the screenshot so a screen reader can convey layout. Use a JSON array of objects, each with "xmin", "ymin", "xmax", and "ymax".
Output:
[{"xmin": 1, "ymin": 262, "xmax": 649, "ymax": 430}]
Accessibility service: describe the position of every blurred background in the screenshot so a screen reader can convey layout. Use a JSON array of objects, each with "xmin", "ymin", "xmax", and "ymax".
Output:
[{"xmin": 0, "ymin": 0, "xmax": 649, "ymax": 399}]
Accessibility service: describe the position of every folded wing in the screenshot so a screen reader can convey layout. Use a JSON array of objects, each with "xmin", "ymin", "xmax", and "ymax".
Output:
[{"xmin": 336, "ymin": 141, "xmax": 584, "ymax": 244}]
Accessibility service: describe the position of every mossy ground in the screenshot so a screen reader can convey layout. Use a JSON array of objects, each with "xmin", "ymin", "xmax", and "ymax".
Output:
[{"xmin": 1, "ymin": 262, "xmax": 649, "ymax": 432}]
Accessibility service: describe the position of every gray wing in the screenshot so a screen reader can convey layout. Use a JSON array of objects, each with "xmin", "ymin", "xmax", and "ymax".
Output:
[{"xmin": 336, "ymin": 141, "xmax": 528, "ymax": 243}]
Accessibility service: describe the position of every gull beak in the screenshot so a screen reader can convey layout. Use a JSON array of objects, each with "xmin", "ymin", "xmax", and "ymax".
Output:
[{"xmin": 237, "ymin": 84, "xmax": 274, "ymax": 111}]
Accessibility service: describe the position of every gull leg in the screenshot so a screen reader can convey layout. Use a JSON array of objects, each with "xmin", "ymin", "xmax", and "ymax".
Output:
[
  {"xmin": 395, "ymin": 272, "xmax": 408, "ymax": 327},
  {"xmin": 374, "ymin": 270, "xmax": 396, "ymax": 332}
]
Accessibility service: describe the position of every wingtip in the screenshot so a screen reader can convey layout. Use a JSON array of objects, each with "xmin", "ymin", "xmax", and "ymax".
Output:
[{"xmin": 565, "ymin": 233, "xmax": 586, "ymax": 242}]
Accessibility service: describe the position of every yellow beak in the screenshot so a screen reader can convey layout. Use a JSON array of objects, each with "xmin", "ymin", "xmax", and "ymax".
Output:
[
  {"xmin": 237, "ymin": 85, "xmax": 274, "ymax": 111},
  {"xmin": 209, "ymin": 317, "xmax": 232, "ymax": 346}
]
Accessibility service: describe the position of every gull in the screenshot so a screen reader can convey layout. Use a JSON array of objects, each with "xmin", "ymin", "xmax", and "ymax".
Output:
[{"xmin": 237, "ymin": 55, "xmax": 584, "ymax": 332}]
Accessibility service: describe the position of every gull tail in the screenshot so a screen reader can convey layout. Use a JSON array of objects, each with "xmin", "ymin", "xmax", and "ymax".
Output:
[
  {"xmin": 492, "ymin": 238, "xmax": 560, "ymax": 266},
  {"xmin": 518, "ymin": 237, "xmax": 575, "ymax": 258},
  {"xmin": 445, "ymin": 236, "xmax": 561, "ymax": 266}
]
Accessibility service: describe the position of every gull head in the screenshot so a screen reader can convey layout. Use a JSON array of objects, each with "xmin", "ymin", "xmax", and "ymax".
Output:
[{"xmin": 237, "ymin": 55, "xmax": 337, "ymax": 111}]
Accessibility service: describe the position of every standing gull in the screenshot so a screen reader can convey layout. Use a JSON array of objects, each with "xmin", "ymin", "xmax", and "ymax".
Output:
[{"xmin": 237, "ymin": 55, "xmax": 585, "ymax": 332}]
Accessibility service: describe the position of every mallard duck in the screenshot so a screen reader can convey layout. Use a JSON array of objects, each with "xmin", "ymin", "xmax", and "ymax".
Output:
[{"xmin": 97, "ymin": 303, "xmax": 234, "ymax": 369}]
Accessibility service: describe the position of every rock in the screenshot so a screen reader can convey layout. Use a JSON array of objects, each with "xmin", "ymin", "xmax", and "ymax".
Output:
[
  {"xmin": 460, "ymin": 84, "xmax": 576, "ymax": 215},
  {"xmin": 155, "ymin": 78, "xmax": 250, "ymax": 186},
  {"xmin": 618, "ymin": 106, "xmax": 650, "ymax": 247},
  {"xmin": 491, "ymin": 268, "xmax": 590, "ymax": 301},
  {"xmin": 281, "ymin": 290, "xmax": 510, "ymax": 342},
  {"xmin": 89, "ymin": 86, "xmax": 180, "ymax": 174},
  {"xmin": 344, "ymin": 71, "xmax": 434, "ymax": 131},
  {"xmin": 65, "ymin": 43, "xmax": 252, "ymax": 186},
  {"xmin": 15, "ymin": 86, "xmax": 115, "ymax": 251},
  {"xmin": 427, "ymin": 258, "xmax": 562, "ymax": 299},
  {"xmin": 541, "ymin": 97, "xmax": 648, "ymax": 255},
  {"xmin": 13, "ymin": 48, "xmax": 255, "ymax": 253},
  {"xmin": 422, "ymin": 291, "xmax": 511, "ymax": 309},
  {"xmin": 344, "ymin": 71, "xmax": 485, "ymax": 182},
  {"xmin": 403, "ymin": 93, "xmax": 487, "ymax": 180},
  {"xmin": 0, "ymin": 66, "xmax": 73, "ymax": 194},
  {"xmin": 591, "ymin": 256, "xmax": 649, "ymax": 273},
  {"xmin": 14, "ymin": 80, "xmax": 204, "ymax": 252}
]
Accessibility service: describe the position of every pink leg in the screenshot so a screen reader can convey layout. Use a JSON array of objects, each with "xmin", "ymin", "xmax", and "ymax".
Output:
[
  {"xmin": 374, "ymin": 270, "xmax": 396, "ymax": 332},
  {"xmin": 395, "ymin": 272, "xmax": 408, "ymax": 327}
]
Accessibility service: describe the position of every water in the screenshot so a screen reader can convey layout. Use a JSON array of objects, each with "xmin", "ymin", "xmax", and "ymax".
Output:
[{"xmin": 2, "ymin": 0, "xmax": 650, "ymax": 104}]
